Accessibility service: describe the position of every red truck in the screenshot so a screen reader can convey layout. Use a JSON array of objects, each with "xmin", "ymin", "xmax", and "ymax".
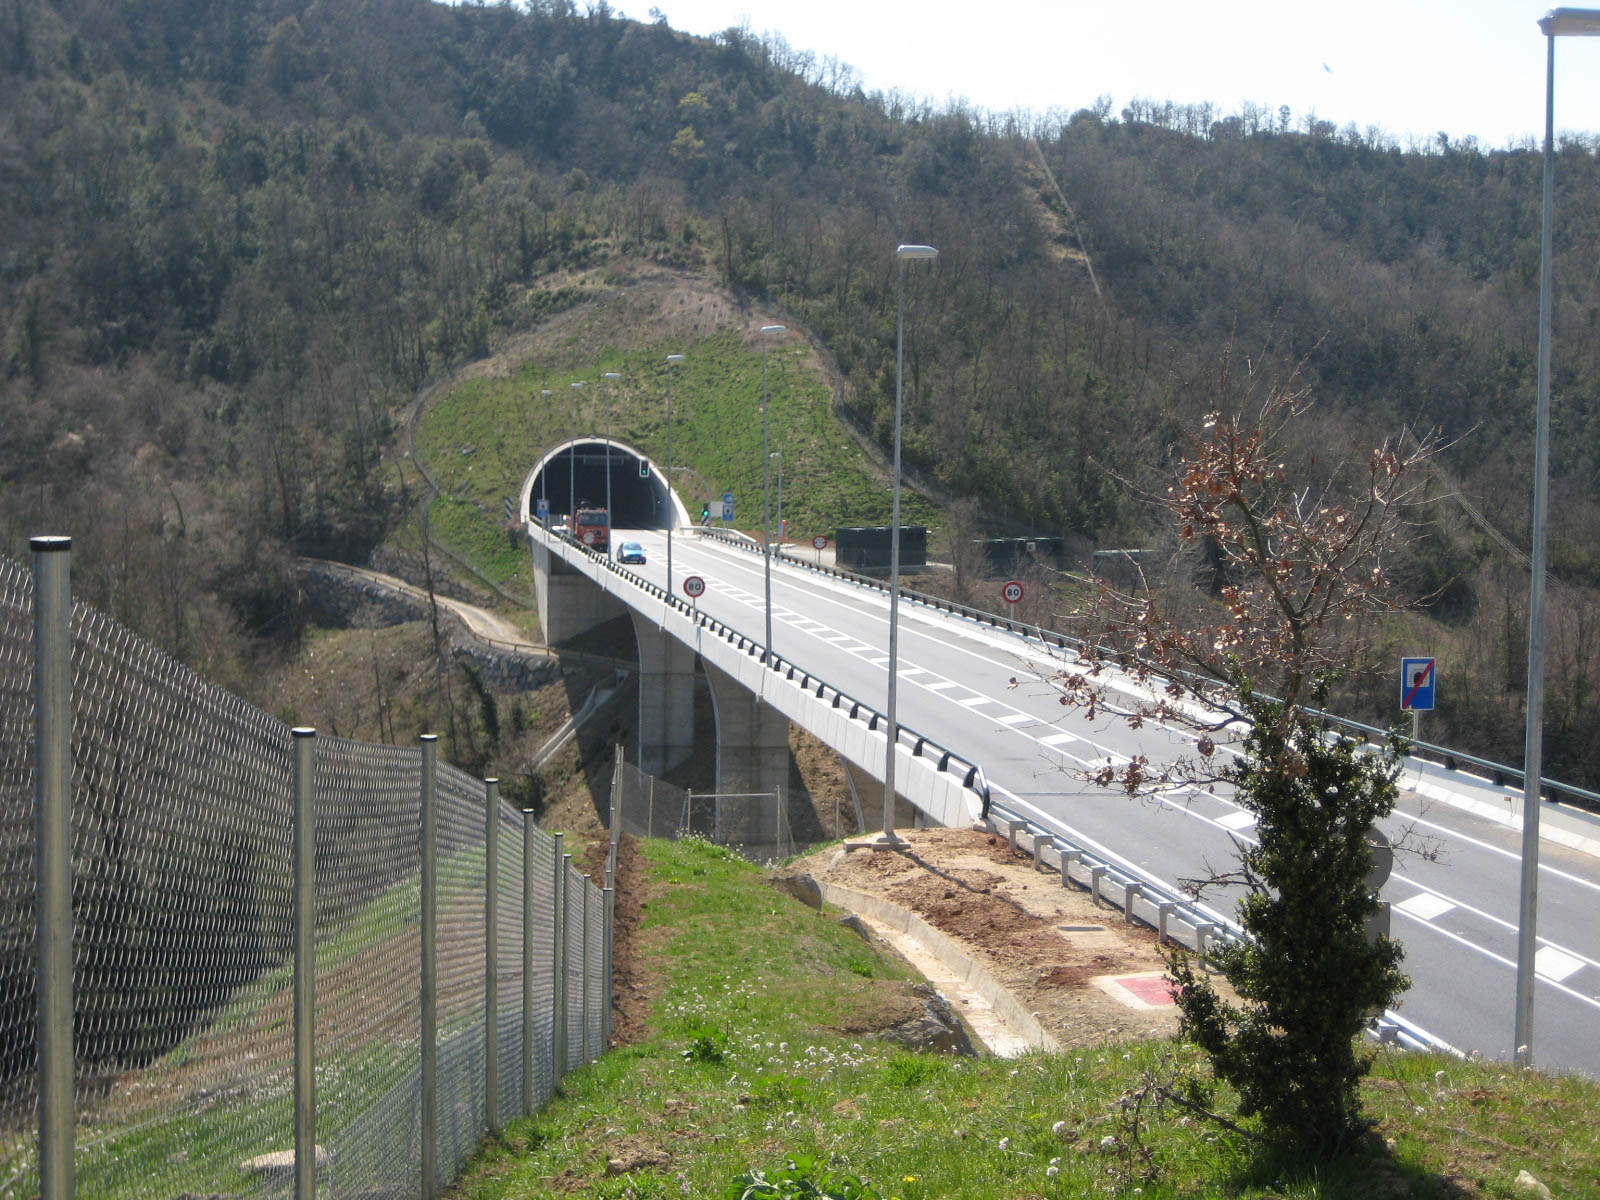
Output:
[{"xmin": 573, "ymin": 506, "xmax": 610, "ymax": 551}]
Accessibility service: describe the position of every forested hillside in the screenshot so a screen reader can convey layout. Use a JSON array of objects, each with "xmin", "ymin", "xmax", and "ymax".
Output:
[{"xmin": 5, "ymin": 0, "xmax": 1600, "ymax": 781}]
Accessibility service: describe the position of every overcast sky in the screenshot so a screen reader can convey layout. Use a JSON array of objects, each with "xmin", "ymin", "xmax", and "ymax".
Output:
[{"xmin": 630, "ymin": 0, "xmax": 1600, "ymax": 148}]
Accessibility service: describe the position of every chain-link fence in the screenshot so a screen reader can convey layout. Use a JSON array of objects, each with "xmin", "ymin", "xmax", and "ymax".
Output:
[
  {"xmin": 610, "ymin": 758, "xmax": 805, "ymax": 863},
  {"xmin": 0, "ymin": 546, "xmax": 607, "ymax": 1198}
]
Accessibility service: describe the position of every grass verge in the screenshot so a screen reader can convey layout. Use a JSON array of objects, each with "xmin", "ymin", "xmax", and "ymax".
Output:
[{"xmin": 452, "ymin": 835, "xmax": 1600, "ymax": 1200}]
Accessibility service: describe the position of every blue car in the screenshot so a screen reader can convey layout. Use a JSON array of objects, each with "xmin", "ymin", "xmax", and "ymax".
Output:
[{"xmin": 618, "ymin": 541, "xmax": 646, "ymax": 565}]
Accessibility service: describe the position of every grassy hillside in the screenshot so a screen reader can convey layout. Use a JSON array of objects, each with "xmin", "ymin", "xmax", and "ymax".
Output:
[
  {"xmin": 411, "ymin": 294, "xmax": 938, "ymax": 588},
  {"xmin": 455, "ymin": 835, "xmax": 1600, "ymax": 1200}
]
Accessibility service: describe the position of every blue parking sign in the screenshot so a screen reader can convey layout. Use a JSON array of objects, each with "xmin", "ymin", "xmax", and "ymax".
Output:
[{"xmin": 1400, "ymin": 657, "xmax": 1436, "ymax": 711}]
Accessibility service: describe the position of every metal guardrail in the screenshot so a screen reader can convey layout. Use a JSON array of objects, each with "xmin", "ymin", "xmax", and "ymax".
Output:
[{"xmin": 697, "ymin": 527, "xmax": 1600, "ymax": 817}]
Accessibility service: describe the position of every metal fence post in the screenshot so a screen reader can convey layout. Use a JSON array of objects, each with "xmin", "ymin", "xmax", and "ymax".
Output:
[
  {"xmin": 293, "ymin": 728, "xmax": 317, "ymax": 1200},
  {"xmin": 522, "ymin": 807, "xmax": 535, "ymax": 1115},
  {"xmin": 608, "ymin": 746, "xmax": 622, "ymax": 887},
  {"xmin": 552, "ymin": 836, "xmax": 567, "ymax": 1080},
  {"xmin": 32, "ymin": 536, "xmax": 73, "ymax": 1200},
  {"xmin": 603, "ymin": 886, "xmax": 614, "ymax": 1050},
  {"xmin": 580, "ymin": 877, "xmax": 591, "ymax": 1063},
  {"xmin": 484, "ymin": 777, "xmax": 500, "ymax": 1134},
  {"xmin": 420, "ymin": 734, "xmax": 438, "ymax": 1200}
]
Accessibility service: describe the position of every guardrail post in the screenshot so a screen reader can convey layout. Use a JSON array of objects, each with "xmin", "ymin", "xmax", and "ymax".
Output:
[
  {"xmin": 33, "ymin": 536, "xmax": 73, "ymax": 1200},
  {"xmin": 1057, "ymin": 843, "xmax": 1080, "ymax": 888},
  {"xmin": 420, "ymin": 734, "xmax": 439, "ymax": 1200},
  {"xmin": 293, "ymin": 728, "xmax": 317, "ymax": 1200},
  {"xmin": 1007, "ymin": 820, "xmax": 1025, "ymax": 854},
  {"xmin": 484, "ymin": 777, "xmax": 500, "ymax": 1134},
  {"xmin": 522, "ymin": 807, "xmax": 535, "ymax": 1115},
  {"xmin": 1123, "ymin": 882, "xmax": 1142, "ymax": 923},
  {"xmin": 1157, "ymin": 902, "xmax": 1175, "ymax": 945},
  {"xmin": 552, "ymin": 836, "xmax": 567, "ymax": 1080},
  {"xmin": 1090, "ymin": 865, "xmax": 1107, "ymax": 906},
  {"xmin": 1032, "ymin": 834, "xmax": 1044, "ymax": 871}
]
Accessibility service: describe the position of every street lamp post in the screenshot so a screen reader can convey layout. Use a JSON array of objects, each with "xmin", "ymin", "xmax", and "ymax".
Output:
[
  {"xmin": 882, "ymin": 243, "xmax": 938, "ymax": 843},
  {"xmin": 540, "ymin": 389, "xmax": 552, "ymax": 526},
  {"xmin": 568, "ymin": 381, "xmax": 584, "ymax": 528},
  {"xmin": 665, "ymin": 354, "xmax": 685, "ymax": 590},
  {"xmin": 770, "ymin": 451, "xmax": 783, "ymax": 546},
  {"xmin": 604, "ymin": 371, "xmax": 621, "ymax": 556},
  {"xmin": 759, "ymin": 325, "xmax": 785, "ymax": 667},
  {"xmin": 1515, "ymin": 6, "xmax": 1600, "ymax": 1068}
]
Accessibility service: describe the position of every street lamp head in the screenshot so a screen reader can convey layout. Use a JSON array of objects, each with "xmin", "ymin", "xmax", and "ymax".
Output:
[
  {"xmin": 896, "ymin": 244, "xmax": 939, "ymax": 260},
  {"xmin": 761, "ymin": 324, "xmax": 785, "ymax": 335},
  {"xmin": 666, "ymin": 354, "xmax": 685, "ymax": 364},
  {"xmin": 603, "ymin": 372, "xmax": 621, "ymax": 381},
  {"xmin": 1541, "ymin": 7, "xmax": 1600, "ymax": 34}
]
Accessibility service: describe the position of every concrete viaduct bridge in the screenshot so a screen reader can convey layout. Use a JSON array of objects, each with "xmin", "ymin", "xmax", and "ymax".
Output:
[{"xmin": 520, "ymin": 436, "xmax": 981, "ymax": 829}]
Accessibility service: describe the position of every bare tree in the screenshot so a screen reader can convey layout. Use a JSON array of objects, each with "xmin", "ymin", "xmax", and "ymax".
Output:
[{"xmin": 1038, "ymin": 362, "xmax": 1432, "ymax": 1157}]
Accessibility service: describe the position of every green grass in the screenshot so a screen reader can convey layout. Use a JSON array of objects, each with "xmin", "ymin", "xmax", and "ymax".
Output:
[
  {"xmin": 451, "ymin": 835, "xmax": 1600, "ymax": 1200},
  {"xmin": 411, "ymin": 326, "xmax": 939, "ymax": 587}
]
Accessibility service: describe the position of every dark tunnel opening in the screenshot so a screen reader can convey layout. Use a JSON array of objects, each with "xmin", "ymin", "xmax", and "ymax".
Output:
[{"xmin": 532, "ymin": 441, "xmax": 675, "ymax": 530}]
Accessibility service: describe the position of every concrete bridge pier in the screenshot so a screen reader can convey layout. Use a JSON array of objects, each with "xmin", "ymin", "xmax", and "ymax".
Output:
[
  {"xmin": 630, "ymin": 610, "xmax": 696, "ymax": 776},
  {"xmin": 703, "ymin": 661, "xmax": 789, "ymax": 798},
  {"xmin": 531, "ymin": 538, "xmax": 628, "ymax": 643}
]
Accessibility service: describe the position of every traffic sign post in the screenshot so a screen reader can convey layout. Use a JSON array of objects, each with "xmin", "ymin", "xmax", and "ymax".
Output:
[
  {"xmin": 682, "ymin": 574, "xmax": 706, "ymax": 610},
  {"xmin": 812, "ymin": 534, "xmax": 827, "ymax": 565},
  {"xmin": 1401, "ymin": 656, "xmax": 1437, "ymax": 742}
]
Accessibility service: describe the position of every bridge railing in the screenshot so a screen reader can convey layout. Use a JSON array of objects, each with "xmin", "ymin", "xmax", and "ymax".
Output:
[{"xmin": 691, "ymin": 527, "xmax": 1600, "ymax": 816}]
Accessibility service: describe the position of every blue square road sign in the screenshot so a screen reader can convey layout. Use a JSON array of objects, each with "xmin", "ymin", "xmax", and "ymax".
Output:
[{"xmin": 1401, "ymin": 657, "xmax": 1436, "ymax": 711}]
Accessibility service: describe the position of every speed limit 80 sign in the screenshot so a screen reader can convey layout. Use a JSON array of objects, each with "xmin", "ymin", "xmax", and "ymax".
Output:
[
  {"xmin": 683, "ymin": 575, "xmax": 706, "ymax": 599},
  {"xmin": 1001, "ymin": 579, "xmax": 1024, "ymax": 605}
]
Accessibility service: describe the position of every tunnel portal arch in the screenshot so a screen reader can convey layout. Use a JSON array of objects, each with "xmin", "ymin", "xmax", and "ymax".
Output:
[{"xmin": 520, "ymin": 439, "xmax": 692, "ymax": 531}]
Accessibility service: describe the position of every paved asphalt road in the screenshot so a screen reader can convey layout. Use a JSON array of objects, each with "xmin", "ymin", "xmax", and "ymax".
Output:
[{"xmin": 576, "ymin": 526, "xmax": 1600, "ymax": 1076}]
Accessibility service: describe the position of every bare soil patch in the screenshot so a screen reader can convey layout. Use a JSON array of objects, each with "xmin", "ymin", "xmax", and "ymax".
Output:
[{"xmin": 787, "ymin": 827, "xmax": 1205, "ymax": 1051}]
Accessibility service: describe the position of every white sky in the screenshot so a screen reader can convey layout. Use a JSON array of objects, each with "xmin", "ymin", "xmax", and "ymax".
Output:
[{"xmin": 632, "ymin": 0, "xmax": 1600, "ymax": 148}]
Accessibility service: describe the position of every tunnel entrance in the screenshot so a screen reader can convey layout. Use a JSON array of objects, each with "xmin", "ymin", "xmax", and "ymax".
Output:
[{"xmin": 529, "ymin": 440, "xmax": 677, "ymax": 530}]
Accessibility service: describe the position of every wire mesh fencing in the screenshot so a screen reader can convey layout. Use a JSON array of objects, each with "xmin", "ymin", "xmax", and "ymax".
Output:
[
  {"xmin": 610, "ymin": 759, "xmax": 804, "ymax": 863},
  {"xmin": 0, "ymin": 547, "xmax": 607, "ymax": 1199}
]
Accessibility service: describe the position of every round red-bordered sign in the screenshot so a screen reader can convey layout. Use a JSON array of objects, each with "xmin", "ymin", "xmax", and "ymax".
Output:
[
  {"xmin": 683, "ymin": 575, "xmax": 706, "ymax": 599},
  {"xmin": 1001, "ymin": 579, "xmax": 1024, "ymax": 604},
  {"xmin": 812, "ymin": 535, "xmax": 828, "ymax": 550}
]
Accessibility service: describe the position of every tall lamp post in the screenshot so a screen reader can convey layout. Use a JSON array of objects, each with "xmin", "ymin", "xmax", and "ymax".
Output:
[
  {"xmin": 665, "ymin": 354, "xmax": 685, "ymax": 589},
  {"xmin": 882, "ymin": 243, "xmax": 939, "ymax": 844},
  {"xmin": 539, "ymin": 389, "xmax": 552, "ymax": 525},
  {"xmin": 568, "ymin": 381, "xmax": 584, "ymax": 527},
  {"xmin": 603, "ymin": 371, "xmax": 621, "ymax": 555},
  {"xmin": 1515, "ymin": 6, "xmax": 1600, "ymax": 1068},
  {"xmin": 770, "ymin": 451, "xmax": 783, "ymax": 546},
  {"xmin": 759, "ymin": 324, "xmax": 785, "ymax": 666}
]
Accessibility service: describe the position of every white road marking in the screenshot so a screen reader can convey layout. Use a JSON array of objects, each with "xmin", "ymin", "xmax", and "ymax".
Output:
[
  {"xmin": 958, "ymin": 696, "xmax": 994, "ymax": 708},
  {"xmin": 996, "ymin": 713, "xmax": 1030, "ymax": 726},
  {"xmin": 1041, "ymin": 733, "xmax": 1078, "ymax": 747},
  {"xmin": 1395, "ymin": 892, "xmax": 1456, "ymax": 922},
  {"xmin": 926, "ymin": 681, "xmax": 960, "ymax": 692},
  {"xmin": 1215, "ymin": 811, "xmax": 1256, "ymax": 832},
  {"xmin": 1536, "ymin": 945, "xmax": 1585, "ymax": 983}
]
